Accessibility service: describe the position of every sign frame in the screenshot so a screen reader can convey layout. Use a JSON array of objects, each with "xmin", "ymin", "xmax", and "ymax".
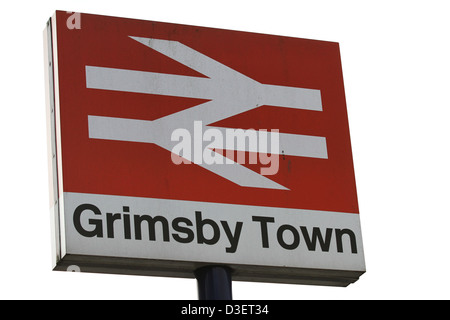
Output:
[{"xmin": 45, "ymin": 11, "xmax": 365, "ymax": 287}]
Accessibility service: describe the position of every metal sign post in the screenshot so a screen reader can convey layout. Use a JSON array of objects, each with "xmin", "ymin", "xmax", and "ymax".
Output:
[{"xmin": 195, "ymin": 266, "xmax": 232, "ymax": 300}]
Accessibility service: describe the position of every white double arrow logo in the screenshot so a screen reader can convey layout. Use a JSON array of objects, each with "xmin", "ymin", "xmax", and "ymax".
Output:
[{"xmin": 86, "ymin": 36, "xmax": 327, "ymax": 190}]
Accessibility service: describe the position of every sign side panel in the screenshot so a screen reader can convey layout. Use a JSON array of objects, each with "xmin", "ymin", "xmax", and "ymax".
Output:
[
  {"xmin": 44, "ymin": 15, "xmax": 62, "ymax": 268},
  {"xmin": 46, "ymin": 13, "xmax": 67, "ymax": 265},
  {"xmin": 53, "ymin": 13, "xmax": 68, "ymax": 259}
]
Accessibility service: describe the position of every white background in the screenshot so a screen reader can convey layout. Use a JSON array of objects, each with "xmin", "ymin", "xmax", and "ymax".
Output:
[{"xmin": 1, "ymin": 0, "xmax": 449, "ymax": 300}]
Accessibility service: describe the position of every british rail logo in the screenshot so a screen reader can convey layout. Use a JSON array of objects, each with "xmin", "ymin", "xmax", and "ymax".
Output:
[{"xmin": 86, "ymin": 37, "xmax": 327, "ymax": 191}]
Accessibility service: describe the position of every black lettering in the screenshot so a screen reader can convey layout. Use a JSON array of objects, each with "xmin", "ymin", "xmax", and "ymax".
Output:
[
  {"xmin": 277, "ymin": 224, "xmax": 300, "ymax": 250},
  {"xmin": 196, "ymin": 211, "xmax": 220, "ymax": 245},
  {"xmin": 123, "ymin": 207, "xmax": 131, "ymax": 239},
  {"xmin": 123, "ymin": 215, "xmax": 131, "ymax": 239},
  {"xmin": 220, "ymin": 220, "xmax": 243, "ymax": 253},
  {"xmin": 335, "ymin": 228, "xmax": 358, "ymax": 253},
  {"xmin": 252, "ymin": 216, "xmax": 275, "ymax": 248},
  {"xmin": 134, "ymin": 215, "xmax": 170, "ymax": 242},
  {"xmin": 172, "ymin": 217, "xmax": 194, "ymax": 243},
  {"xmin": 300, "ymin": 226, "xmax": 333, "ymax": 252},
  {"xmin": 73, "ymin": 204, "xmax": 103, "ymax": 238},
  {"xmin": 106, "ymin": 213, "xmax": 121, "ymax": 238}
]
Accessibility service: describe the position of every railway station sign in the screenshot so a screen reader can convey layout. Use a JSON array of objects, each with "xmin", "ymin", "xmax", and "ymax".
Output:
[{"xmin": 45, "ymin": 11, "xmax": 365, "ymax": 286}]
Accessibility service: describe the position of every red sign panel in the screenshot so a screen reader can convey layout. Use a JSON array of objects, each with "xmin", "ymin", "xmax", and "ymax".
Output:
[{"xmin": 55, "ymin": 11, "xmax": 358, "ymax": 214}]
